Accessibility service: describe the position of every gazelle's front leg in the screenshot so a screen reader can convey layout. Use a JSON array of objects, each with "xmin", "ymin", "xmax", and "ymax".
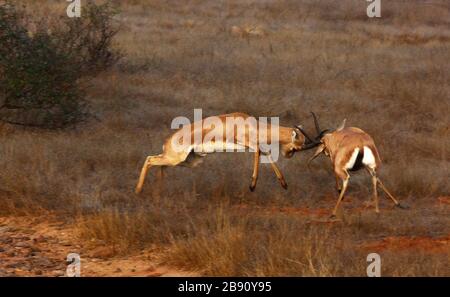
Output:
[
  {"xmin": 249, "ymin": 150, "xmax": 260, "ymax": 192},
  {"xmin": 331, "ymin": 169, "xmax": 349, "ymax": 218},
  {"xmin": 331, "ymin": 178, "xmax": 349, "ymax": 218},
  {"xmin": 267, "ymin": 154, "xmax": 287, "ymax": 190}
]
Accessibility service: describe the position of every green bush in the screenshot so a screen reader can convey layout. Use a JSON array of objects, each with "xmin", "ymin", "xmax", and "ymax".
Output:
[{"xmin": 0, "ymin": 1, "xmax": 120, "ymax": 128}]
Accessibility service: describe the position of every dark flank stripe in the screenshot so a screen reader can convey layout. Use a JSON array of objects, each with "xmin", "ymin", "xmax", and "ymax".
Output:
[{"xmin": 349, "ymin": 147, "xmax": 365, "ymax": 171}]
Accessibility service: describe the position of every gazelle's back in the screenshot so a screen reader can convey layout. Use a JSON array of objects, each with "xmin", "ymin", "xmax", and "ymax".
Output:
[{"xmin": 330, "ymin": 127, "xmax": 381, "ymax": 170}]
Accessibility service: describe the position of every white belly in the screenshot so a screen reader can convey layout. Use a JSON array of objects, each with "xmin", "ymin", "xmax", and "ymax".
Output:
[
  {"xmin": 193, "ymin": 141, "xmax": 247, "ymax": 153},
  {"xmin": 362, "ymin": 146, "xmax": 376, "ymax": 169}
]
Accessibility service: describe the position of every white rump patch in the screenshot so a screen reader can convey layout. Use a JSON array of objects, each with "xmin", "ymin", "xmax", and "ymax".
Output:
[
  {"xmin": 362, "ymin": 146, "xmax": 376, "ymax": 169},
  {"xmin": 345, "ymin": 148, "xmax": 360, "ymax": 170}
]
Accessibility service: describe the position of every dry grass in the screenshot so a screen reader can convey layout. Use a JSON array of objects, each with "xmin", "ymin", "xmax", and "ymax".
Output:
[
  {"xmin": 0, "ymin": 0, "xmax": 449, "ymax": 276},
  {"xmin": 79, "ymin": 197, "xmax": 449, "ymax": 276}
]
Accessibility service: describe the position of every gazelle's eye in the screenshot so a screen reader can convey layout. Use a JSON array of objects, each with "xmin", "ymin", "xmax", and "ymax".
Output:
[{"xmin": 291, "ymin": 130, "xmax": 297, "ymax": 141}]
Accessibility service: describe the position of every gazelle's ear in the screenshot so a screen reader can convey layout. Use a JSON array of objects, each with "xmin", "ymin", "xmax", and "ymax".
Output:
[
  {"xmin": 336, "ymin": 119, "xmax": 346, "ymax": 132},
  {"xmin": 307, "ymin": 143, "xmax": 325, "ymax": 167}
]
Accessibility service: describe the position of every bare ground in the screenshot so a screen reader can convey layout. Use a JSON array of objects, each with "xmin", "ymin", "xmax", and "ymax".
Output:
[
  {"xmin": 1, "ymin": 196, "xmax": 448, "ymax": 276},
  {"xmin": 0, "ymin": 216, "xmax": 196, "ymax": 277}
]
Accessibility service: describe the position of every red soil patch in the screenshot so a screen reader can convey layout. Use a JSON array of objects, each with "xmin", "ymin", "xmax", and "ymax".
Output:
[
  {"xmin": 232, "ymin": 204, "xmax": 330, "ymax": 217},
  {"xmin": 437, "ymin": 196, "xmax": 450, "ymax": 206},
  {"xmin": 269, "ymin": 206, "xmax": 330, "ymax": 216},
  {"xmin": 361, "ymin": 235, "xmax": 450, "ymax": 254}
]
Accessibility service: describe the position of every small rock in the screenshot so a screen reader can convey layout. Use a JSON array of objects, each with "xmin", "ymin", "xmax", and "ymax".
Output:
[
  {"xmin": 32, "ymin": 258, "xmax": 54, "ymax": 268},
  {"xmin": 33, "ymin": 236, "xmax": 47, "ymax": 243},
  {"xmin": 114, "ymin": 268, "xmax": 122, "ymax": 273},
  {"xmin": 90, "ymin": 247, "xmax": 115, "ymax": 259},
  {"xmin": 22, "ymin": 249, "xmax": 33, "ymax": 257},
  {"xmin": 145, "ymin": 265, "xmax": 156, "ymax": 272},
  {"xmin": 0, "ymin": 226, "xmax": 11, "ymax": 233},
  {"xmin": 2, "ymin": 238, "xmax": 13, "ymax": 244},
  {"xmin": 30, "ymin": 246, "xmax": 41, "ymax": 253},
  {"xmin": 50, "ymin": 270, "xmax": 64, "ymax": 277},
  {"xmin": 15, "ymin": 242, "xmax": 31, "ymax": 248},
  {"xmin": 6, "ymin": 262, "xmax": 20, "ymax": 269},
  {"xmin": 60, "ymin": 241, "xmax": 72, "ymax": 247}
]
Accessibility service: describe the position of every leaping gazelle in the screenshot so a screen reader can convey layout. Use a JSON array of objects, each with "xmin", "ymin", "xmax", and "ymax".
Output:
[
  {"xmin": 135, "ymin": 112, "xmax": 323, "ymax": 194},
  {"xmin": 297, "ymin": 116, "xmax": 406, "ymax": 218}
]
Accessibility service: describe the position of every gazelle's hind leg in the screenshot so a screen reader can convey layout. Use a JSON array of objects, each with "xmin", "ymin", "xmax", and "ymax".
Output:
[
  {"xmin": 135, "ymin": 154, "xmax": 183, "ymax": 194},
  {"xmin": 335, "ymin": 174, "xmax": 342, "ymax": 194},
  {"xmin": 366, "ymin": 167, "xmax": 379, "ymax": 213},
  {"xmin": 376, "ymin": 177, "xmax": 404, "ymax": 208},
  {"xmin": 365, "ymin": 167, "xmax": 405, "ymax": 209}
]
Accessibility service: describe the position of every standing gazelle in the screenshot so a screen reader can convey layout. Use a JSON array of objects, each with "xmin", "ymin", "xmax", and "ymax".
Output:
[
  {"xmin": 135, "ymin": 112, "xmax": 323, "ymax": 194},
  {"xmin": 298, "ymin": 116, "xmax": 406, "ymax": 218}
]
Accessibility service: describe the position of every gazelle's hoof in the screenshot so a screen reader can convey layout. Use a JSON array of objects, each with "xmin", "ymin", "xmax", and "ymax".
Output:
[
  {"xmin": 249, "ymin": 185, "xmax": 256, "ymax": 192},
  {"xmin": 329, "ymin": 214, "xmax": 336, "ymax": 219},
  {"xmin": 396, "ymin": 203, "xmax": 409, "ymax": 209},
  {"xmin": 281, "ymin": 182, "xmax": 288, "ymax": 190}
]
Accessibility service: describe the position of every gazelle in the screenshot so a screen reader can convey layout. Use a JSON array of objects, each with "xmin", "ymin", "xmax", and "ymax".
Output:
[
  {"xmin": 135, "ymin": 112, "xmax": 323, "ymax": 194},
  {"xmin": 297, "ymin": 116, "xmax": 406, "ymax": 218}
]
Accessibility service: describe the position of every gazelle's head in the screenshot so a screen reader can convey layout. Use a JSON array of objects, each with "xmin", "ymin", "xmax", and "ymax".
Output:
[
  {"xmin": 284, "ymin": 112, "xmax": 325, "ymax": 158},
  {"xmin": 300, "ymin": 117, "xmax": 347, "ymax": 165},
  {"xmin": 282, "ymin": 126, "xmax": 305, "ymax": 158}
]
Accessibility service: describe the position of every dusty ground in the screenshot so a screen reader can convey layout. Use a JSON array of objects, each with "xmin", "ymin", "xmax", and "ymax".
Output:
[
  {"xmin": 1, "ymin": 197, "xmax": 448, "ymax": 276},
  {"xmin": 0, "ymin": 216, "xmax": 196, "ymax": 277}
]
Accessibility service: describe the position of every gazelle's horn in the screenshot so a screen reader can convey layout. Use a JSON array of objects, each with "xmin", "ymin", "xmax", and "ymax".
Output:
[
  {"xmin": 311, "ymin": 112, "xmax": 321, "ymax": 134},
  {"xmin": 296, "ymin": 125, "xmax": 313, "ymax": 143}
]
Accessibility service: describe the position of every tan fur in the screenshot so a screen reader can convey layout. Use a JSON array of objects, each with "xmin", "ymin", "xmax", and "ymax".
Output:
[
  {"xmin": 322, "ymin": 127, "xmax": 381, "ymax": 179},
  {"xmin": 135, "ymin": 112, "xmax": 306, "ymax": 194},
  {"xmin": 310, "ymin": 126, "xmax": 401, "ymax": 217}
]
